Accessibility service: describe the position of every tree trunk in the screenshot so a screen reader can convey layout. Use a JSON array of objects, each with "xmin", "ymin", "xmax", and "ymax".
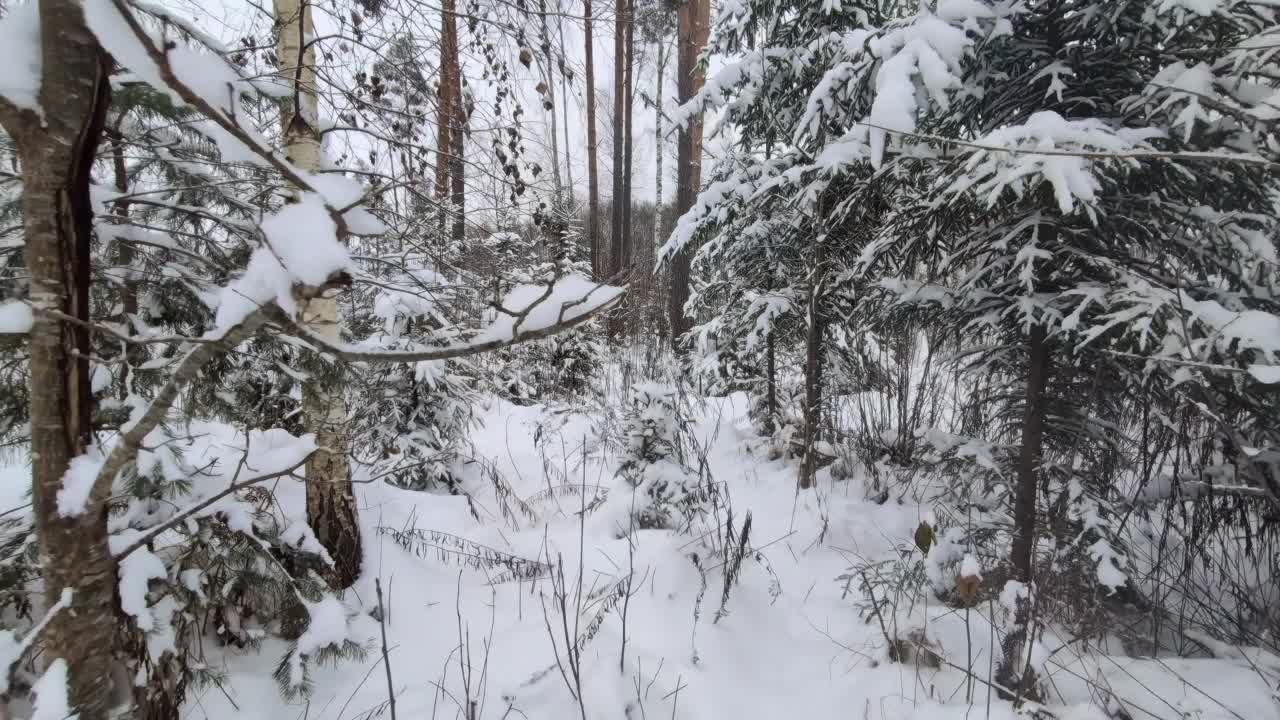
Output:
[
  {"xmin": 276, "ymin": 0, "xmax": 362, "ymax": 588},
  {"xmin": 0, "ymin": 0, "xmax": 117, "ymax": 713},
  {"xmin": 798, "ymin": 283, "xmax": 824, "ymax": 489},
  {"xmin": 538, "ymin": 0, "xmax": 563, "ymax": 202},
  {"xmin": 558, "ymin": 19, "xmax": 574, "ymax": 199},
  {"xmin": 449, "ymin": 54, "xmax": 466, "ymax": 246},
  {"xmin": 435, "ymin": 0, "xmax": 461, "ymax": 240},
  {"xmin": 649, "ymin": 38, "xmax": 667, "ymax": 334},
  {"xmin": 668, "ymin": 0, "xmax": 709, "ymax": 346},
  {"xmin": 764, "ymin": 330, "xmax": 776, "ymax": 434},
  {"xmin": 620, "ymin": 0, "xmax": 634, "ymax": 274},
  {"xmin": 997, "ymin": 314, "xmax": 1052, "ymax": 703},
  {"xmin": 609, "ymin": 0, "xmax": 625, "ymax": 281},
  {"xmin": 1010, "ymin": 320, "xmax": 1051, "ymax": 582},
  {"xmin": 584, "ymin": 0, "xmax": 601, "ymax": 279}
]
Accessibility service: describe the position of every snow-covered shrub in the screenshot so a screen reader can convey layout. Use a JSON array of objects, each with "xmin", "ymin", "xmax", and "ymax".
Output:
[
  {"xmin": 480, "ymin": 207, "xmax": 605, "ymax": 405},
  {"xmin": 350, "ymin": 257, "xmax": 477, "ymax": 491},
  {"xmin": 87, "ymin": 429, "xmax": 368, "ymax": 716},
  {"xmin": 538, "ymin": 318, "xmax": 605, "ymax": 398},
  {"xmin": 616, "ymin": 383, "xmax": 708, "ymax": 531},
  {"xmin": 353, "ymin": 355, "xmax": 476, "ymax": 491}
]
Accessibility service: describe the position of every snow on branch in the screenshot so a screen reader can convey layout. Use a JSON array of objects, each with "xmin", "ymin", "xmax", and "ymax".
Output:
[
  {"xmin": 948, "ymin": 112, "xmax": 1163, "ymax": 215},
  {"xmin": 0, "ymin": 588, "xmax": 74, "ymax": 694},
  {"xmin": 273, "ymin": 273, "xmax": 625, "ymax": 363},
  {"xmin": 110, "ymin": 442, "xmax": 316, "ymax": 561},
  {"xmin": 84, "ymin": 0, "xmax": 372, "ymax": 237},
  {"xmin": 0, "ymin": 0, "xmax": 43, "ymax": 121},
  {"xmin": 58, "ymin": 305, "xmax": 273, "ymax": 519}
]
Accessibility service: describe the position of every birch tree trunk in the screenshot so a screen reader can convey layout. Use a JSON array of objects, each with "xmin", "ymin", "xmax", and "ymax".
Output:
[
  {"xmin": 0, "ymin": 0, "xmax": 117, "ymax": 714},
  {"xmin": 275, "ymin": 0, "xmax": 362, "ymax": 588},
  {"xmin": 668, "ymin": 0, "xmax": 709, "ymax": 345}
]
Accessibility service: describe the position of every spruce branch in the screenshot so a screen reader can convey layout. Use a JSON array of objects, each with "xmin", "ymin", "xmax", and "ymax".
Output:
[
  {"xmin": 111, "ymin": 450, "xmax": 313, "ymax": 560},
  {"xmin": 86, "ymin": 305, "xmax": 271, "ymax": 515}
]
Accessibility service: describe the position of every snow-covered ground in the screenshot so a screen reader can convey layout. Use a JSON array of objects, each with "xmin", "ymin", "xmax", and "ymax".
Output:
[{"xmin": 148, "ymin": 394, "xmax": 1275, "ymax": 720}]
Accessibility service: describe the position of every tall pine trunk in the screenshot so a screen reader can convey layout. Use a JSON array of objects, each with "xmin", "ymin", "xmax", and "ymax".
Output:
[
  {"xmin": 449, "ymin": 56, "xmax": 466, "ymax": 246},
  {"xmin": 609, "ymin": 0, "xmax": 626, "ymax": 281},
  {"xmin": 276, "ymin": 0, "xmax": 362, "ymax": 588},
  {"xmin": 646, "ymin": 38, "xmax": 668, "ymax": 335},
  {"xmin": 620, "ymin": 0, "xmax": 634, "ymax": 275},
  {"xmin": 0, "ymin": 0, "xmax": 117, "ymax": 713},
  {"xmin": 539, "ymin": 0, "xmax": 563, "ymax": 201},
  {"xmin": 584, "ymin": 0, "xmax": 601, "ymax": 279},
  {"xmin": 435, "ymin": 0, "xmax": 462, "ymax": 240},
  {"xmin": 668, "ymin": 0, "xmax": 709, "ymax": 346},
  {"xmin": 558, "ymin": 19, "xmax": 574, "ymax": 198}
]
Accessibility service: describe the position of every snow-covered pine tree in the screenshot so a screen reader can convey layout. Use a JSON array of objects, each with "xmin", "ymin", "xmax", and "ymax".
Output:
[
  {"xmin": 663, "ymin": 0, "xmax": 907, "ymax": 482},
  {"xmin": 615, "ymin": 382, "xmax": 708, "ymax": 531},
  {"xmin": 673, "ymin": 0, "xmax": 1280, "ymax": 691},
  {"xmin": 531, "ymin": 199, "xmax": 605, "ymax": 398},
  {"xmin": 350, "ymin": 252, "xmax": 479, "ymax": 492},
  {"xmin": 845, "ymin": 2, "xmax": 1279, "ymax": 692}
]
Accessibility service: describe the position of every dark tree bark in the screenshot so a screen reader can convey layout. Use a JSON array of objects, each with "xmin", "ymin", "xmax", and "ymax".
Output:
[
  {"xmin": 1010, "ymin": 320, "xmax": 1051, "ymax": 581},
  {"xmin": 0, "ymin": 0, "xmax": 117, "ymax": 714},
  {"xmin": 449, "ymin": 56, "xmax": 466, "ymax": 246},
  {"xmin": 584, "ymin": 0, "xmax": 601, "ymax": 279},
  {"xmin": 436, "ymin": 0, "xmax": 462, "ymax": 240},
  {"xmin": 609, "ymin": 0, "xmax": 626, "ymax": 281},
  {"xmin": 621, "ymin": 0, "xmax": 634, "ymax": 274},
  {"xmin": 668, "ymin": 0, "xmax": 709, "ymax": 345},
  {"xmin": 764, "ymin": 330, "xmax": 777, "ymax": 434},
  {"xmin": 798, "ymin": 282, "xmax": 824, "ymax": 489},
  {"xmin": 998, "ymin": 307, "xmax": 1053, "ymax": 704}
]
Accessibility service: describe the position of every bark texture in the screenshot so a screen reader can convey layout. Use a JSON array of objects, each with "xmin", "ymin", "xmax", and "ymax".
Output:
[
  {"xmin": 620, "ymin": 0, "xmax": 634, "ymax": 273},
  {"xmin": 1011, "ymin": 321, "xmax": 1051, "ymax": 582},
  {"xmin": 609, "ymin": 0, "xmax": 626, "ymax": 281},
  {"xmin": 997, "ymin": 319, "xmax": 1052, "ymax": 703},
  {"xmin": 435, "ymin": 0, "xmax": 465, "ymax": 243},
  {"xmin": 276, "ymin": 0, "xmax": 363, "ymax": 588},
  {"xmin": 798, "ymin": 283, "xmax": 824, "ymax": 489},
  {"xmin": 0, "ymin": 0, "xmax": 118, "ymax": 714},
  {"xmin": 584, "ymin": 0, "xmax": 601, "ymax": 279},
  {"xmin": 668, "ymin": 0, "xmax": 709, "ymax": 345}
]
